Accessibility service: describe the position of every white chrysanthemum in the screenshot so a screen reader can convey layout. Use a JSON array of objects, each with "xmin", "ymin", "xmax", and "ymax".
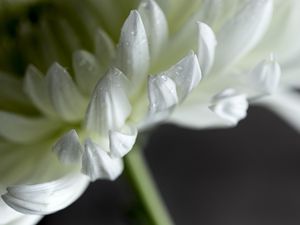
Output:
[{"xmin": 0, "ymin": 0, "xmax": 282, "ymax": 224}]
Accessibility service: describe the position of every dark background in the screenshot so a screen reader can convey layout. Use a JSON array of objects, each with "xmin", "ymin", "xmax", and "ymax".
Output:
[{"xmin": 38, "ymin": 106, "xmax": 300, "ymax": 225}]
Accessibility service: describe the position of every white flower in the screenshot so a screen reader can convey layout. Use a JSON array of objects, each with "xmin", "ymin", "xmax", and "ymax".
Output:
[{"xmin": 0, "ymin": 0, "xmax": 282, "ymax": 223}]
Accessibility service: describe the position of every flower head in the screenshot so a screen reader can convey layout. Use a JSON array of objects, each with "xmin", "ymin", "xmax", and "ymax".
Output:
[{"xmin": 0, "ymin": 0, "xmax": 283, "ymax": 222}]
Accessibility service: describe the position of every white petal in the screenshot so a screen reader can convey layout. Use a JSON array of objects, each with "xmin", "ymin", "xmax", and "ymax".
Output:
[
  {"xmin": 147, "ymin": 52, "xmax": 201, "ymax": 114},
  {"xmin": 0, "ymin": 199, "xmax": 42, "ymax": 225},
  {"xmin": 164, "ymin": 52, "xmax": 202, "ymax": 101},
  {"xmin": 209, "ymin": 89, "xmax": 248, "ymax": 126},
  {"xmin": 214, "ymin": 0, "xmax": 273, "ymax": 71},
  {"xmin": 0, "ymin": 198, "xmax": 27, "ymax": 225},
  {"xmin": 23, "ymin": 66, "xmax": 56, "ymax": 117},
  {"xmin": 1, "ymin": 174, "xmax": 89, "ymax": 215},
  {"xmin": 248, "ymin": 54, "xmax": 281, "ymax": 95},
  {"xmin": 81, "ymin": 139, "xmax": 123, "ymax": 181},
  {"xmin": 53, "ymin": 130, "xmax": 83, "ymax": 164},
  {"xmin": 5, "ymin": 215, "xmax": 42, "ymax": 225},
  {"xmin": 73, "ymin": 50, "xmax": 102, "ymax": 95},
  {"xmin": 115, "ymin": 10, "xmax": 150, "ymax": 89},
  {"xmin": 109, "ymin": 126, "xmax": 137, "ymax": 158},
  {"xmin": 197, "ymin": 22, "xmax": 217, "ymax": 76},
  {"xmin": 94, "ymin": 29, "xmax": 115, "ymax": 68},
  {"xmin": 0, "ymin": 202, "xmax": 21, "ymax": 224},
  {"xmin": 0, "ymin": 111, "xmax": 60, "ymax": 144},
  {"xmin": 138, "ymin": 0, "xmax": 168, "ymax": 60},
  {"xmin": 46, "ymin": 63, "xmax": 87, "ymax": 122},
  {"xmin": 85, "ymin": 68, "xmax": 131, "ymax": 135},
  {"xmin": 148, "ymin": 75, "xmax": 178, "ymax": 113},
  {"xmin": 170, "ymin": 104, "xmax": 229, "ymax": 128}
]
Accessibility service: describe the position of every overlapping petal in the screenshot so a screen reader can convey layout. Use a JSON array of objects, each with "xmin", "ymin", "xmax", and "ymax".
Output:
[
  {"xmin": 2, "ymin": 174, "xmax": 89, "ymax": 215},
  {"xmin": 0, "ymin": 198, "xmax": 42, "ymax": 225},
  {"xmin": 81, "ymin": 140, "xmax": 123, "ymax": 181},
  {"xmin": 53, "ymin": 130, "xmax": 83, "ymax": 164}
]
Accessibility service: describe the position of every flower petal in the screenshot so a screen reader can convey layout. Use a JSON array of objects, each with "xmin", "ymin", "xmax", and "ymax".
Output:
[
  {"xmin": 148, "ymin": 52, "xmax": 201, "ymax": 114},
  {"xmin": 1, "ymin": 174, "xmax": 89, "ymax": 215},
  {"xmin": 209, "ymin": 89, "xmax": 248, "ymax": 126},
  {"xmin": 53, "ymin": 130, "xmax": 83, "ymax": 164},
  {"xmin": 73, "ymin": 50, "xmax": 102, "ymax": 95},
  {"xmin": 85, "ymin": 68, "xmax": 131, "ymax": 135},
  {"xmin": 81, "ymin": 139, "xmax": 123, "ymax": 181},
  {"xmin": 164, "ymin": 52, "xmax": 202, "ymax": 101},
  {"xmin": 197, "ymin": 22, "xmax": 217, "ymax": 76},
  {"xmin": 214, "ymin": 0, "xmax": 273, "ymax": 71},
  {"xmin": 6, "ymin": 215, "xmax": 42, "ymax": 225},
  {"xmin": 0, "ymin": 198, "xmax": 42, "ymax": 225},
  {"xmin": 94, "ymin": 29, "xmax": 115, "ymax": 69},
  {"xmin": 0, "ymin": 112, "xmax": 60, "ymax": 144},
  {"xmin": 138, "ymin": 0, "xmax": 168, "ymax": 60},
  {"xmin": 109, "ymin": 126, "xmax": 137, "ymax": 158},
  {"xmin": 115, "ymin": 10, "xmax": 150, "ymax": 89},
  {"xmin": 46, "ymin": 63, "xmax": 87, "ymax": 122},
  {"xmin": 148, "ymin": 75, "xmax": 178, "ymax": 113},
  {"xmin": 24, "ymin": 66, "xmax": 56, "ymax": 117},
  {"xmin": 171, "ymin": 89, "xmax": 248, "ymax": 128},
  {"xmin": 248, "ymin": 54, "xmax": 281, "ymax": 95}
]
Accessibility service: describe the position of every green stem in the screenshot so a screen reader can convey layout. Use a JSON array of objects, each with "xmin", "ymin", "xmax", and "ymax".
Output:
[{"xmin": 124, "ymin": 146, "xmax": 175, "ymax": 225}]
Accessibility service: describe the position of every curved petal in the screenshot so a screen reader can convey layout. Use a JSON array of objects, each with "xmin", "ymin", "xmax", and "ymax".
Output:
[
  {"xmin": 247, "ymin": 54, "xmax": 281, "ymax": 95},
  {"xmin": 109, "ymin": 126, "xmax": 137, "ymax": 158},
  {"xmin": 81, "ymin": 139, "xmax": 123, "ymax": 181},
  {"xmin": 147, "ymin": 52, "xmax": 201, "ymax": 122},
  {"xmin": 0, "ymin": 140, "xmax": 78, "ymax": 196},
  {"xmin": 2, "ymin": 174, "xmax": 89, "ymax": 215},
  {"xmin": 46, "ymin": 63, "xmax": 87, "ymax": 122},
  {"xmin": 24, "ymin": 66, "xmax": 56, "ymax": 117},
  {"xmin": 164, "ymin": 52, "xmax": 201, "ymax": 101},
  {"xmin": 169, "ymin": 104, "xmax": 238, "ymax": 129},
  {"xmin": 138, "ymin": 0, "xmax": 168, "ymax": 60},
  {"xmin": 72, "ymin": 50, "xmax": 102, "ymax": 95},
  {"xmin": 115, "ymin": 10, "xmax": 150, "ymax": 90},
  {"xmin": 148, "ymin": 75, "xmax": 178, "ymax": 113},
  {"xmin": 5, "ymin": 215, "xmax": 42, "ymax": 225},
  {"xmin": 85, "ymin": 68, "xmax": 131, "ymax": 135},
  {"xmin": 94, "ymin": 29, "xmax": 115, "ymax": 69},
  {"xmin": 0, "ymin": 112, "xmax": 61, "ymax": 144},
  {"xmin": 0, "ymin": 198, "xmax": 42, "ymax": 225},
  {"xmin": 209, "ymin": 89, "xmax": 248, "ymax": 126},
  {"xmin": 213, "ymin": 0, "xmax": 273, "ymax": 72},
  {"xmin": 53, "ymin": 130, "xmax": 83, "ymax": 164},
  {"xmin": 170, "ymin": 89, "xmax": 248, "ymax": 128},
  {"xmin": 197, "ymin": 22, "xmax": 217, "ymax": 76}
]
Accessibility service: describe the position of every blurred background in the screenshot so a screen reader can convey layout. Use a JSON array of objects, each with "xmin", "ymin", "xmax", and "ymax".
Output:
[{"xmin": 38, "ymin": 106, "xmax": 300, "ymax": 225}]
